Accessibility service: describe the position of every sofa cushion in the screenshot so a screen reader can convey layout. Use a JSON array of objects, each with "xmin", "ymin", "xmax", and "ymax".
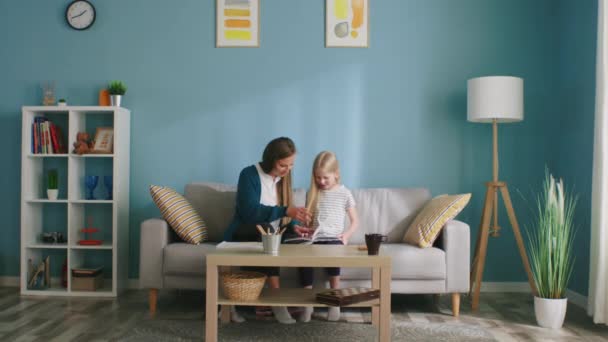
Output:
[
  {"xmin": 150, "ymin": 185, "xmax": 207, "ymax": 244},
  {"xmin": 163, "ymin": 243, "xmax": 217, "ymax": 276},
  {"xmin": 348, "ymin": 188, "xmax": 432, "ymax": 244},
  {"xmin": 403, "ymin": 193, "xmax": 471, "ymax": 248},
  {"xmin": 340, "ymin": 243, "xmax": 446, "ymax": 280},
  {"xmin": 184, "ymin": 183, "xmax": 236, "ymax": 243}
]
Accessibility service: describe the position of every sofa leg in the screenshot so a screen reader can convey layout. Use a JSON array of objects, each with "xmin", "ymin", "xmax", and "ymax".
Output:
[
  {"xmin": 451, "ymin": 293, "xmax": 460, "ymax": 317},
  {"xmin": 149, "ymin": 288, "xmax": 158, "ymax": 315}
]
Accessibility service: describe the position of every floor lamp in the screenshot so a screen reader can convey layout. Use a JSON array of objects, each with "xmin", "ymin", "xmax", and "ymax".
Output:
[{"xmin": 467, "ymin": 76, "xmax": 537, "ymax": 311}]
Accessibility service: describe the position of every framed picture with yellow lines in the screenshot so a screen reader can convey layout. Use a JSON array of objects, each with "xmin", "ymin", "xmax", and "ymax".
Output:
[
  {"xmin": 216, "ymin": 0, "xmax": 260, "ymax": 47},
  {"xmin": 326, "ymin": 0, "xmax": 369, "ymax": 48}
]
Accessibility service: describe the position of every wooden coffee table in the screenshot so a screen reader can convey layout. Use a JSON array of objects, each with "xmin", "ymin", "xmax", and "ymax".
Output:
[{"xmin": 205, "ymin": 244, "xmax": 392, "ymax": 342}]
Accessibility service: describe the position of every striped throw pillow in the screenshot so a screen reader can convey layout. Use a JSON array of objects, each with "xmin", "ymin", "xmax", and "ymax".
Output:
[
  {"xmin": 403, "ymin": 193, "xmax": 471, "ymax": 248},
  {"xmin": 149, "ymin": 185, "xmax": 207, "ymax": 244}
]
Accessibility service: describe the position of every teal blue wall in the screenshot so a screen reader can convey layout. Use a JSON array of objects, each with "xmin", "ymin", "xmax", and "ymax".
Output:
[
  {"xmin": 556, "ymin": 0, "xmax": 597, "ymax": 296},
  {"xmin": 0, "ymin": 0, "xmax": 562, "ymax": 281}
]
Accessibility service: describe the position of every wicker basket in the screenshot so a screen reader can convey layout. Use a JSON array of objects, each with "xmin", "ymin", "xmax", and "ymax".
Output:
[{"xmin": 221, "ymin": 271, "xmax": 267, "ymax": 301}]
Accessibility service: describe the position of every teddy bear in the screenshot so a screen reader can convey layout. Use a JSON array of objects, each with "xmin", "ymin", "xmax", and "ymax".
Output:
[{"xmin": 73, "ymin": 132, "xmax": 93, "ymax": 154}]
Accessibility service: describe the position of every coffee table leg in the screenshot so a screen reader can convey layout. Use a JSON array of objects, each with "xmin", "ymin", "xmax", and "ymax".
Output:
[
  {"xmin": 219, "ymin": 266, "xmax": 231, "ymax": 324},
  {"xmin": 372, "ymin": 267, "xmax": 380, "ymax": 326},
  {"xmin": 379, "ymin": 265, "xmax": 391, "ymax": 342},
  {"xmin": 205, "ymin": 262, "xmax": 218, "ymax": 342}
]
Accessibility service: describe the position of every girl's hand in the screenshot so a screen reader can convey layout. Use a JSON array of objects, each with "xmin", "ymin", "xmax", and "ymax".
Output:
[
  {"xmin": 287, "ymin": 207, "xmax": 311, "ymax": 224},
  {"xmin": 339, "ymin": 230, "xmax": 355, "ymax": 245},
  {"xmin": 294, "ymin": 225, "xmax": 313, "ymax": 238}
]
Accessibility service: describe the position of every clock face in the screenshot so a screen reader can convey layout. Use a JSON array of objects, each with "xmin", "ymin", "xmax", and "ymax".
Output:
[{"xmin": 66, "ymin": 1, "xmax": 96, "ymax": 30}]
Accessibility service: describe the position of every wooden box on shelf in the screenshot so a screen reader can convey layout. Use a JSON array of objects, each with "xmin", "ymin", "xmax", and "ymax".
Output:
[{"xmin": 71, "ymin": 267, "xmax": 103, "ymax": 291}]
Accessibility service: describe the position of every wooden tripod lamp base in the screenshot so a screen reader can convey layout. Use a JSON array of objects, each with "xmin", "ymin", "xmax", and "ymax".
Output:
[
  {"xmin": 469, "ymin": 180, "xmax": 537, "ymax": 310},
  {"xmin": 467, "ymin": 76, "xmax": 536, "ymax": 310}
]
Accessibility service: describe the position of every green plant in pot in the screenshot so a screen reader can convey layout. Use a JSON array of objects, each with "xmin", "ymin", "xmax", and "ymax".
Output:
[
  {"xmin": 527, "ymin": 170, "xmax": 577, "ymax": 329},
  {"xmin": 108, "ymin": 81, "xmax": 127, "ymax": 107},
  {"xmin": 47, "ymin": 169, "xmax": 58, "ymax": 200}
]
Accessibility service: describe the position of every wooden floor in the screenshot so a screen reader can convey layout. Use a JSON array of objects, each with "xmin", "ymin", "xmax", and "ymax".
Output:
[{"xmin": 1, "ymin": 287, "xmax": 607, "ymax": 341}]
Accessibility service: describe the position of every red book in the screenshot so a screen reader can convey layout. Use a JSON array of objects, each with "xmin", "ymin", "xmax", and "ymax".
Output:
[
  {"xmin": 50, "ymin": 123, "xmax": 59, "ymax": 153},
  {"xmin": 33, "ymin": 123, "xmax": 38, "ymax": 154},
  {"xmin": 55, "ymin": 126, "xmax": 66, "ymax": 153}
]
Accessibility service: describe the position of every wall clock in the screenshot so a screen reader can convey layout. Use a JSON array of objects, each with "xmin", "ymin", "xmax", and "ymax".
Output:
[{"xmin": 66, "ymin": 1, "xmax": 96, "ymax": 30}]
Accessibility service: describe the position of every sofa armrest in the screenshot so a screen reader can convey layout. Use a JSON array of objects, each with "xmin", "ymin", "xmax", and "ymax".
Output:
[
  {"xmin": 441, "ymin": 219, "xmax": 470, "ymax": 293},
  {"xmin": 139, "ymin": 218, "xmax": 171, "ymax": 289}
]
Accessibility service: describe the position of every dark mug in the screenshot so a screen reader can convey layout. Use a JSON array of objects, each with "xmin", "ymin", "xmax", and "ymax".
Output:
[{"xmin": 365, "ymin": 234, "xmax": 387, "ymax": 255}]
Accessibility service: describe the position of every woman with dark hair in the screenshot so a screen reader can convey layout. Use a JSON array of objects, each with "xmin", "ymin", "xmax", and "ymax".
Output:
[{"xmin": 223, "ymin": 137, "xmax": 310, "ymax": 324}]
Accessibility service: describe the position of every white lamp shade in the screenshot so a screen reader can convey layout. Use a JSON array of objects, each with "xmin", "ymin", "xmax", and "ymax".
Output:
[{"xmin": 467, "ymin": 76, "xmax": 524, "ymax": 123}]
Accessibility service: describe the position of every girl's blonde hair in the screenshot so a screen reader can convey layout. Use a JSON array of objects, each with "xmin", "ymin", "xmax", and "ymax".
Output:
[{"xmin": 306, "ymin": 151, "xmax": 340, "ymax": 219}]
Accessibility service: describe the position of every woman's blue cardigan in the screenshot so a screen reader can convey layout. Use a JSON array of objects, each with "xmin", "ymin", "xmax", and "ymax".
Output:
[{"xmin": 223, "ymin": 165, "xmax": 290, "ymax": 241}]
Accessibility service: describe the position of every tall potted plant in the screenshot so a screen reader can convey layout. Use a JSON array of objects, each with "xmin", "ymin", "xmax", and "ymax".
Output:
[
  {"xmin": 527, "ymin": 171, "xmax": 577, "ymax": 329},
  {"xmin": 108, "ymin": 81, "xmax": 127, "ymax": 107}
]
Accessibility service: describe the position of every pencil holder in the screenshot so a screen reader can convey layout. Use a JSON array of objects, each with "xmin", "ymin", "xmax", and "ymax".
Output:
[{"xmin": 262, "ymin": 234, "xmax": 281, "ymax": 255}]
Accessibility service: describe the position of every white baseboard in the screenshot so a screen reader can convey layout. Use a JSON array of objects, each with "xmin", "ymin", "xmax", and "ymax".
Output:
[
  {"xmin": 0, "ymin": 276, "xmax": 19, "ymax": 287},
  {"xmin": 0, "ymin": 276, "xmax": 141, "ymax": 290},
  {"xmin": 0, "ymin": 277, "xmax": 588, "ymax": 309},
  {"xmin": 480, "ymin": 282, "xmax": 531, "ymax": 292},
  {"xmin": 566, "ymin": 289, "xmax": 588, "ymax": 309},
  {"xmin": 128, "ymin": 279, "xmax": 140, "ymax": 289},
  {"xmin": 479, "ymin": 281, "xmax": 588, "ymax": 310}
]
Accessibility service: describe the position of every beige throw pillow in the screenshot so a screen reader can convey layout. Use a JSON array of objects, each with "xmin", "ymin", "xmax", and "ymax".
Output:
[
  {"xmin": 150, "ymin": 185, "xmax": 207, "ymax": 244},
  {"xmin": 403, "ymin": 193, "xmax": 471, "ymax": 248}
]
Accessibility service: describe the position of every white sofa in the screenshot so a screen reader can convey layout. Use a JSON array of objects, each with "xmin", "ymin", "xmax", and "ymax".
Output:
[{"xmin": 140, "ymin": 182, "xmax": 470, "ymax": 316}]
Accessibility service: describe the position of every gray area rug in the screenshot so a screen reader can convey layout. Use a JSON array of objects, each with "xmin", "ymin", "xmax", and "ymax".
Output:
[{"xmin": 117, "ymin": 318, "xmax": 496, "ymax": 342}]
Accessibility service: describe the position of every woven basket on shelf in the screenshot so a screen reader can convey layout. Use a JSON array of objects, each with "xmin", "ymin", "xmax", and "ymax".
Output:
[{"xmin": 221, "ymin": 271, "xmax": 267, "ymax": 301}]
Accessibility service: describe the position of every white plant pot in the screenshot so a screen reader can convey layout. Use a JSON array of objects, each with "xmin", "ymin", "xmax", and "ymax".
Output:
[
  {"xmin": 47, "ymin": 189, "xmax": 58, "ymax": 201},
  {"xmin": 58, "ymin": 102, "xmax": 67, "ymax": 107},
  {"xmin": 534, "ymin": 296, "xmax": 568, "ymax": 329}
]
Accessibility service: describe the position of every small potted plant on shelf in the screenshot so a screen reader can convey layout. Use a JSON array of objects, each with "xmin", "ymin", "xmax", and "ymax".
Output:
[
  {"xmin": 527, "ymin": 170, "xmax": 577, "ymax": 329},
  {"xmin": 108, "ymin": 81, "xmax": 127, "ymax": 107},
  {"xmin": 47, "ymin": 169, "xmax": 58, "ymax": 200},
  {"xmin": 57, "ymin": 98, "xmax": 67, "ymax": 106}
]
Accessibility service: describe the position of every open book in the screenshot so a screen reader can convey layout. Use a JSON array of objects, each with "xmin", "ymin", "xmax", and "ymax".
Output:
[{"xmin": 283, "ymin": 226, "xmax": 341, "ymax": 245}]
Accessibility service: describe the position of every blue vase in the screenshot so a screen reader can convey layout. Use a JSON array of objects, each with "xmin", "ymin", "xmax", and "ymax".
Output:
[
  {"xmin": 104, "ymin": 175, "xmax": 113, "ymax": 200},
  {"xmin": 85, "ymin": 176, "xmax": 98, "ymax": 200}
]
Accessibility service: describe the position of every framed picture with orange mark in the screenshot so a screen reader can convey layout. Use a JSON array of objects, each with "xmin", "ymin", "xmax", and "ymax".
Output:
[
  {"xmin": 91, "ymin": 127, "xmax": 113, "ymax": 154},
  {"xmin": 216, "ymin": 0, "xmax": 260, "ymax": 47},
  {"xmin": 326, "ymin": 0, "xmax": 369, "ymax": 48}
]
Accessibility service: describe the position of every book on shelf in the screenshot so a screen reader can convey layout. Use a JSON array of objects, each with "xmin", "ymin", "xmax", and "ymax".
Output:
[
  {"xmin": 31, "ymin": 117, "xmax": 66, "ymax": 154},
  {"xmin": 28, "ymin": 256, "xmax": 50, "ymax": 289}
]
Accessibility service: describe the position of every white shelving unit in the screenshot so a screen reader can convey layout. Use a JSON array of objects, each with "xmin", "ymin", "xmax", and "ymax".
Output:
[{"xmin": 20, "ymin": 106, "xmax": 130, "ymax": 297}]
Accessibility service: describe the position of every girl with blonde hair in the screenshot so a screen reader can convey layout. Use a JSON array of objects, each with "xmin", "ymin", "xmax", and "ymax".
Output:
[{"xmin": 294, "ymin": 151, "xmax": 359, "ymax": 322}]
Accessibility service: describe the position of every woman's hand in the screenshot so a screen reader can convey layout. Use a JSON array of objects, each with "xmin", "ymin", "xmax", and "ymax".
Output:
[
  {"xmin": 294, "ymin": 225, "xmax": 314, "ymax": 238},
  {"xmin": 286, "ymin": 207, "xmax": 311, "ymax": 225}
]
